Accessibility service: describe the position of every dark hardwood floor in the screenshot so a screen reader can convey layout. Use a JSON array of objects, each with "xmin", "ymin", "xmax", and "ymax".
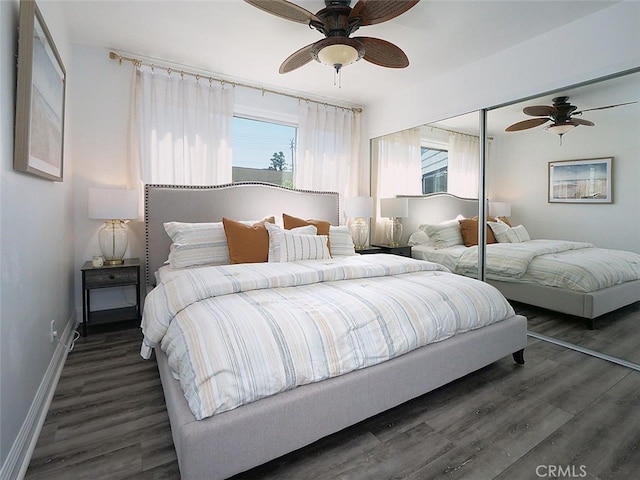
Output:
[{"xmin": 25, "ymin": 303, "xmax": 640, "ymax": 480}]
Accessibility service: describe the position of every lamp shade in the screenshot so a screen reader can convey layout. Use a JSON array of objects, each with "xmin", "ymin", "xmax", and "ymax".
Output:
[
  {"xmin": 489, "ymin": 201, "xmax": 512, "ymax": 218},
  {"xmin": 380, "ymin": 197, "xmax": 408, "ymax": 218},
  {"xmin": 344, "ymin": 196, "xmax": 373, "ymax": 218},
  {"xmin": 88, "ymin": 188, "xmax": 138, "ymax": 220}
]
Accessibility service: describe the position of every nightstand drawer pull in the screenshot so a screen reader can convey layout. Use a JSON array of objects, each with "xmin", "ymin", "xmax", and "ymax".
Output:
[{"xmin": 84, "ymin": 268, "xmax": 138, "ymax": 287}]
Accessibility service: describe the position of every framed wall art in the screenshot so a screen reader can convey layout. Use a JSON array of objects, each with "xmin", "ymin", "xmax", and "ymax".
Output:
[
  {"xmin": 14, "ymin": 0, "xmax": 66, "ymax": 181},
  {"xmin": 548, "ymin": 157, "xmax": 613, "ymax": 204}
]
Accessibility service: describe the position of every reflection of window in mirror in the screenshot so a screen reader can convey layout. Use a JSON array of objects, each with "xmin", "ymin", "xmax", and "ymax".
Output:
[
  {"xmin": 419, "ymin": 118, "xmax": 481, "ymax": 198},
  {"xmin": 421, "ymin": 145, "xmax": 448, "ymax": 194}
]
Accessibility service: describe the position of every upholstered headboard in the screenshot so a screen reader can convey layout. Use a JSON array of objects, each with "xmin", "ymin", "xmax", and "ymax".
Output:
[
  {"xmin": 399, "ymin": 193, "xmax": 479, "ymax": 243},
  {"xmin": 145, "ymin": 183, "xmax": 340, "ymax": 285}
]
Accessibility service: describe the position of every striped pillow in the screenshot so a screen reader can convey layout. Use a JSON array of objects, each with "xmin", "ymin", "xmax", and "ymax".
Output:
[
  {"xmin": 164, "ymin": 221, "xmax": 229, "ymax": 268},
  {"xmin": 424, "ymin": 220, "xmax": 464, "ymax": 249},
  {"xmin": 328, "ymin": 226, "xmax": 357, "ymax": 256},
  {"xmin": 506, "ymin": 224, "xmax": 531, "ymax": 243},
  {"xmin": 266, "ymin": 222, "xmax": 330, "ymax": 262},
  {"xmin": 266, "ymin": 222, "xmax": 317, "ymax": 262},
  {"xmin": 488, "ymin": 220, "xmax": 511, "ymax": 243}
]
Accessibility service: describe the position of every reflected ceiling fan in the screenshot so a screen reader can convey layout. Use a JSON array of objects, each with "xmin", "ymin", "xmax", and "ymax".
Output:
[
  {"xmin": 505, "ymin": 96, "xmax": 638, "ymax": 143},
  {"xmin": 244, "ymin": 0, "xmax": 419, "ymax": 75}
]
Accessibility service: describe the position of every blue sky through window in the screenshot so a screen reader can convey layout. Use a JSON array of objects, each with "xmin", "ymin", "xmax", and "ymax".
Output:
[{"xmin": 233, "ymin": 117, "xmax": 296, "ymax": 170}]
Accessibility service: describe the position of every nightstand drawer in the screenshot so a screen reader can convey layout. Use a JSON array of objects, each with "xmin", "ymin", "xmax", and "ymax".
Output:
[{"xmin": 84, "ymin": 267, "xmax": 138, "ymax": 288}]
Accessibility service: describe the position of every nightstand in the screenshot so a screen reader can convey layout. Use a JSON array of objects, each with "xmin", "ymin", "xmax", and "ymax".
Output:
[
  {"xmin": 81, "ymin": 258, "xmax": 141, "ymax": 336},
  {"xmin": 355, "ymin": 246, "xmax": 383, "ymax": 255},
  {"xmin": 372, "ymin": 244, "xmax": 412, "ymax": 258}
]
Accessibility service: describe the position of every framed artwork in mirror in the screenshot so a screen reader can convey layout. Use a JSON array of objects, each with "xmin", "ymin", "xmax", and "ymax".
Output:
[
  {"xmin": 548, "ymin": 157, "xmax": 613, "ymax": 204},
  {"xmin": 14, "ymin": 0, "xmax": 66, "ymax": 182}
]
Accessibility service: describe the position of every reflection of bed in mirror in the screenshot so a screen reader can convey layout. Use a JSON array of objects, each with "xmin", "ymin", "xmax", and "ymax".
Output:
[
  {"xmin": 401, "ymin": 193, "xmax": 640, "ymax": 329},
  {"xmin": 142, "ymin": 183, "xmax": 527, "ymax": 480}
]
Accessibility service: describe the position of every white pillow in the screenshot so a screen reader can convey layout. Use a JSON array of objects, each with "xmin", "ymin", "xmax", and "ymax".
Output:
[
  {"xmin": 506, "ymin": 224, "xmax": 531, "ymax": 243},
  {"xmin": 408, "ymin": 230, "xmax": 431, "ymax": 246},
  {"xmin": 329, "ymin": 226, "xmax": 357, "ymax": 256},
  {"xmin": 265, "ymin": 222, "xmax": 318, "ymax": 262},
  {"xmin": 164, "ymin": 221, "xmax": 230, "ymax": 268},
  {"xmin": 488, "ymin": 220, "xmax": 511, "ymax": 243},
  {"xmin": 266, "ymin": 222, "xmax": 330, "ymax": 262},
  {"xmin": 424, "ymin": 220, "xmax": 464, "ymax": 249}
]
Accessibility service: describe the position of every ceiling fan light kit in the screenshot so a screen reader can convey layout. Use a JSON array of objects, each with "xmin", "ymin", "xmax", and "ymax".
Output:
[
  {"xmin": 313, "ymin": 38, "xmax": 363, "ymax": 73},
  {"xmin": 245, "ymin": 0, "xmax": 420, "ymax": 79},
  {"xmin": 544, "ymin": 123, "xmax": 576, "ymax": 136}
]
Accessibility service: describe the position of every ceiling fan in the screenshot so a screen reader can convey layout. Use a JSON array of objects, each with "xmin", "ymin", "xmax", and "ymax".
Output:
[
  {"xmin": 244, "ymin": 0, "xmax": 420, "ymax": 74},
  {"xmin": 505, "ymin": 96, "xmax": 638, "ymax": 141}
]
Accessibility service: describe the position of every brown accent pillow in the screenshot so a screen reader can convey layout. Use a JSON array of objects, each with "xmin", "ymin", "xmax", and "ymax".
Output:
[
  {"xmin": 471, "ymin": 215, "xmax": 497, "ymax": 222},
  {"xmin": 222, "ymin": 217, "xmax": 275, "ymax": 264},
  {"xmin": 283, "ymin": 213, "xmax": 330, "ymax": 236},
  {"xmin": 282, "ymin": 213, "xmax": 332, "ymax": 251},
  {"xmin": 497, "ymin": 216, "xmax": 512, "ymax": 227},
  {"xmin": 459, "ymin": 218, "xmax": 497, "ymax": 246}
]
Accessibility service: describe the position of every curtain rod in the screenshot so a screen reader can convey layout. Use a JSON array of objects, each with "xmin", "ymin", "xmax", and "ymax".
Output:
[
  {"xmin": 109, "ymin": 51, "xmax": 363, "ymax": 114},
  {"xmin": 427, "ymin": 124, "xmax": 493, "ymax": 141}
]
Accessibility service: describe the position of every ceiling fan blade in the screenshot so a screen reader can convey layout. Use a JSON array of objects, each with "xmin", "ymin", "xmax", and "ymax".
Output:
[
  {"xmin": 505, "ymin": 117, "xmax": 550, "ymax": 132},
  {"xmin": 571, "ymin": 118, "xmax": 595, "ymax": 126},
  {"xmin": 523, "ymin": 105, "xmax": 557, "ymax": 117},
  {"xmin": 349, "ymin": 0, "xmax": 420, "ymax": 26},
  {"xmin": 574, "ymin": 100, "xmax": 638, "ymax": 115},
  {"xmin": 244, "ymin": 0, "xmax": 320, "ymax": 24},
  {"xmin": 279, "ymin": 42, "xmax": 315, "ymax": 73},
  {"xmin": 354, "ymin": 37, "xmax": 409, "ymax": 68}
]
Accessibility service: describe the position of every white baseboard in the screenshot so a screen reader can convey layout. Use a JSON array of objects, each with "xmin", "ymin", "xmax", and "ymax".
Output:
[{"xmin": 0, "ymin": 315, "xmax": 78, "ymax": 480}]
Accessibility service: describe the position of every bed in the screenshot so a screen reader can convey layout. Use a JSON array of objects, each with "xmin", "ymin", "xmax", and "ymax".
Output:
[
  {"xmin": 142, "ymin": 183, "xmax": 527, "ymax": 480},
  {"xmin": 401, "ymin": 193, "xmax": 640, "ymax": 328}
]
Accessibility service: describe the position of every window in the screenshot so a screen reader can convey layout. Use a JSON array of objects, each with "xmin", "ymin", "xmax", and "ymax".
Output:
[
  {"xmin": 232, "ymin": 116, "xmax": 297, "ymax": 187},
  {"xmin": 421, "ymin": 146, "xmax": 448, "ymax": 194}
]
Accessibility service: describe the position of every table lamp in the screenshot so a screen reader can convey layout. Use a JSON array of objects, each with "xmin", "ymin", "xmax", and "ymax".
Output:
[
  {"xmin": 88, "ymin": 188, "xmax": 138, "ymax": 265},
  {"xmin": 344, "ymin": 196, "xmax": 373, "ymax": 249},
  {"xmin": 380, "ymin": 197, "xmax": 408, "ymax": 247}
]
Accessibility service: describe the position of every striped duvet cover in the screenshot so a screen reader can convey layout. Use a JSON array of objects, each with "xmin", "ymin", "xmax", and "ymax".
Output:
[
  {"xmin": 142, "ymin": 254, "xmax": 515, "ymax": 420},
  {"xmin": 453, "ymin": 240, "xmax": 640, "ymax": 292}
]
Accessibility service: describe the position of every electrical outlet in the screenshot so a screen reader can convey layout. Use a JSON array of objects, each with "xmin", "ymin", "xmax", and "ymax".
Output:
[{"xmin": 50, "ymin": 319, "xmax": 58, "ymax": 342}]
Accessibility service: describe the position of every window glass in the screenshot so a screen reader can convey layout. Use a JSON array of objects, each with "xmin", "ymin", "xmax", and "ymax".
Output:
[
  {"xmin": 421, "ymin": 146, "xmax": 448, "ymax": 194},
  {"xmin": 232, "ymin": 116, "xmax": 296, "ymax": 187}
]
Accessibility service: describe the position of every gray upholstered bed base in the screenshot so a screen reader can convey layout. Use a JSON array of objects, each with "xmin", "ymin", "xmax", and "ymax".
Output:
[
  {"xmin": 488, "ymin": 279, "xmax": 640, "ymax": 325},
  {"xmin": 157, "ymin": 314, "xmax": 527, "ymax": 480},
  {"xmin": 400, "ymin": 194, "xmax": 640, "ymax": 325},
  {"xmin": 145, "ymin": 184, "xmax": 527, "ymax": 479}
]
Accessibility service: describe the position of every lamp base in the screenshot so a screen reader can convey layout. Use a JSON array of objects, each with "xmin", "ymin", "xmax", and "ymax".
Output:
[
  {"xmin": 103, "ymin": 259, "xmax": 125, "ymax": 266},
  {"xmin": 349, "ymin": 218, "xmax": 369, "ymax": 250},
  {"xmin": 385, "ymin": 217, "xmax": 403, "ymax": 247},
  {"xmin": 98, "ymin": 220, "xmax": 129, "ymax": 265}
]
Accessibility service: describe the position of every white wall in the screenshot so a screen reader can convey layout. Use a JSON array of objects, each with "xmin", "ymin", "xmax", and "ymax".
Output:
[
  {"xmin": 364, "ymin": 2, "xmax": 640, "ymax": 253},
  {"xmin": 366, "ymin": 2, "xmax": 640, "ymax": 139},
  {"xmin": 69, "ymin": 45, "xmax": 143, "ymax": 312},
  {"xmin": 488, "ymin": 113, "xmax": 640, "ymax": 253},
  {"xmin": 0, "ymin": 0, "xmax": 75, "ymax": 477}
]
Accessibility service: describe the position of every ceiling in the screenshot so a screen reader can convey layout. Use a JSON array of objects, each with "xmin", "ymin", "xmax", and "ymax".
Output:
[
  {"xmin": 431, "ymin": 69, "xmax": 640, "ymax": 137},
  {"xmin": 60, "ymin": 0, "xmax": 619, "ymax": 107}
]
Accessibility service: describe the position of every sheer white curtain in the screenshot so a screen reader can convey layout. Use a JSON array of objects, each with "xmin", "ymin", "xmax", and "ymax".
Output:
[
  {"xmin": 447, "ymin": 132, "xmax": 480, "ymax": 198},
  {"xmin": 295, "ymin": 102, "xmax": 361, "ymax": 215},
  {"xmin": 371, "ymin": 128, "xmax": 422, "ymax": 244},
  {"xmin": 132, "ymin": 69, "xmax": 234, "ymax": 186}
]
